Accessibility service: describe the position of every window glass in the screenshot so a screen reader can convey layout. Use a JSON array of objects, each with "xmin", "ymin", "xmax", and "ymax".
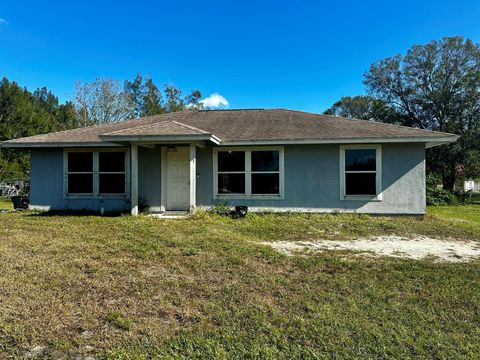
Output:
[
  {"xmin": 99, "ymin": 174, "xmax": 125, "ymax": 194},
  {"xmin": 252, "ymin": 173, "xmax": 279, "ymax": 194},
  {"xmin": 218, "ymin": 174, "xmax": 245, "ymax": 194},
  {"xmin": 68, "ymin": 174, "xmax": 93, "ymax": 193},
  {"xmin": 68, "ymin": 152, "xmax": 93, "ymax": 172},
  {"xmin": 252, "ymin": 151, "xmax": 279, "ymax": 172},
  {"xmin": 99, "ymin": 152, "xmax": 125, "ymax": 172},
  {"xmin": 345, "ymin": 173, "xmax": 376, "ymax": 195},
  {"xmin": 218, "ymin": 151, "xmax": 245, "ymax": 172},
  {"xmin": 345, "ymin": 149, "xmax": 376, "ymax": 171}
]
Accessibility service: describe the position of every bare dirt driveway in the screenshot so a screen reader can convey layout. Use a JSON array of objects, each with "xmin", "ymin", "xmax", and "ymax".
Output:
[{"xmin": 262, "ymin": 235, "xmax": 480, "ymax": 262}]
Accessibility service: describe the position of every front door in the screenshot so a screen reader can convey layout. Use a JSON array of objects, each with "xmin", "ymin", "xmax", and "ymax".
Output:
[{"xmin": 166, "ymin": 148, "xmax": 190, "ymax": 210}]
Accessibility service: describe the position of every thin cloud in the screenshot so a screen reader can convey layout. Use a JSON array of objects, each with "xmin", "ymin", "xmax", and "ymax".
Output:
[
  {"xmin": 199, "ymin": 93, "xmax": 229, "ymax": 109},
  {"xmin": 0, "ymin": 18, "xmax": 8, "ymax": 25}
]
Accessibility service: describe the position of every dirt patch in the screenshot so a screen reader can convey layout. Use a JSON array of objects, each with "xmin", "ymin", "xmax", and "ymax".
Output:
[{"xmin": 262, "ymin": 236, "xmax": 480, "ymax": 262}]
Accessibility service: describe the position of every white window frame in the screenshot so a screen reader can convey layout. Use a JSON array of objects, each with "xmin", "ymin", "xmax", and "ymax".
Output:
[
  {"xmin": 339, "ymin": 144, "xmax": 382, "ymax": 201},
  {"xmin": 63, "ymin": 148, "xmax": 130, "ymax": 199},
  {"xmin": 213, "ymin": 146, "xmax": 284, "ymax": 200}
]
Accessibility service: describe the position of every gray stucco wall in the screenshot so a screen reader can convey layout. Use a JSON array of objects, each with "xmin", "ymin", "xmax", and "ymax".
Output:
[
  {"xmin": 196, "ymin": 143, "xmax": 426, "ymax": 214},
  {"xmin": 29, "ymin": 142, "xmax": 426, "ymax": 214}
]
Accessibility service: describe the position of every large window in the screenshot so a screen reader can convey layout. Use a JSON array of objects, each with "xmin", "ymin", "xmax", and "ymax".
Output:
[
  {"xmin": 214, "ymin": 147, "xmax": 284, "ymax": 198},
  {"xmin": 65, "ymin": 150, "xmax": 128, "ymax": 197},
  {"xmin": 340, "ymin": 145, "xmax": 382, "ymax": 200}
]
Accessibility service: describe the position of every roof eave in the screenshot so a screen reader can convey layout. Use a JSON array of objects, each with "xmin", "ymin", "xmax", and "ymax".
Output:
[
  {"xmin": 0, "ymin": 141, "xmax": 122, "ymax": 149},
  {"xmin": 219, "ymin": 135, "xmax": 459, "ymax": 147}
]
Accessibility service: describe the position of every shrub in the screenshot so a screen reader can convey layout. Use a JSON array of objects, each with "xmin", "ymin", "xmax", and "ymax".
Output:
[{"xmin": 426, "ymin": 175, "xmax": 457, "ymax": 206}]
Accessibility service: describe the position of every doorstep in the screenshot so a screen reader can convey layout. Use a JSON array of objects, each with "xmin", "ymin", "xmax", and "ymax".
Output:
[{"xmin": 149, "ymin": 211, "xmax": 190, "ymax": 219}]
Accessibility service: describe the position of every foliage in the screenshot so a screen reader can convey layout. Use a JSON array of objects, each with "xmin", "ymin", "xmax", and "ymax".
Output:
[
  {"xmin": 324, "ymin": 95, "xmax": 404, "ymax": 124},
  {"xmin": 73, "ymin": 78, "xmax": 135, "ymax": 126},
  {"xmin": 124, "ymin": 73, "xmax": 203, "ymax": 117},
  {"xmin": 0, "ymin": 78, "xmax": 77, "ymax": 180},
  {"xmin": 426, "ymin": 174, "xmax": 457, "ymax": 205},
  {"xmin": 364, "ymin": 36, "xmax": 480, "ymax": 190}
]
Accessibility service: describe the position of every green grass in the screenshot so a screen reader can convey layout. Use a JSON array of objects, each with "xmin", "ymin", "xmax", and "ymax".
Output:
[
  {"xmin": 0, "ymin": 197, "xmax": 13, "ymax": 210},
  {"xmin": 0, "ymin": 207, "xmax": 479, "ymax": 358},
  {"xmin": 428, "ymin": 205, "xmax": 480, "ymax": 233}
]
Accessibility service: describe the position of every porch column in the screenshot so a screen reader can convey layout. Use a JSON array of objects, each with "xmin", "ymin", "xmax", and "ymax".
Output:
[
  {"xmin": 131, "ymin": 143, "xmax": 139, "ymax": 215},
  {"xmin": 189, "ymin": 143, "xmax": 196, "ymax": 212}
]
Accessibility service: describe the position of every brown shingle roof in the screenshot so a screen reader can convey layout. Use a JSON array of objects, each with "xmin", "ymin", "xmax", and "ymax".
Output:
[{"xmin": 1, "ymin": 109, "xmax": 457, "ymax": 147}]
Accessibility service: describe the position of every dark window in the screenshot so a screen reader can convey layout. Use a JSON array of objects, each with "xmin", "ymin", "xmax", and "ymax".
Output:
[
  {"xmin": 99, "ymin": 152, "xmax": 125, "ymax": 172},
  {"xmin": 67, "ymin": 152, "xmax": 93, "ymax": 194},
  {"xmin": 345, "ymin": 173, "xmax": 376, "ymax": 195},
  {"xmin": 99, "ymin": 174, "xmax": 125, "ymax": 194},
  {"xmin": 252, "ymin": 174, "xmax": 279, "ymax": 194},
  {"xmin": 68, "ymin": 152, "xmax": 93, "ymax": 172},
  {"xmin": 99, "ymin": 152, "xmax": 126, "ymax": 194},
  {"xmin": 218, "ymin": 174, "xmax": 245, "ymax": 194},
  {"xmin": 344, "ymin": 148, "xmax": 377, "ymax": 196},
  {"xmin": 68, "ymin": 174, "xmax": 93, "ymax": 194},
  {"xmin": 345, "ymin": 149, "xmax": 376, "ymax": 171},
  {"xmin": 218, "ymin": 151, "xmax": 245, "ymax": 172},
  {"xmin": 252, "ymin": 151, "xmax": 279, "ymax": 171}
]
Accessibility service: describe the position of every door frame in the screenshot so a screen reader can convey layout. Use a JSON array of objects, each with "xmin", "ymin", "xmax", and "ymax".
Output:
[{"xmin": 161, "ymin": 146, "xmax": 190, "ymax": 211}]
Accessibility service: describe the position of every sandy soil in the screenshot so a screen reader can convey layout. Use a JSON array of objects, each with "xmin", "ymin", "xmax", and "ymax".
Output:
[{"xmin": 262, "ymin": 236, "xmax": 480, "ymax": 262}]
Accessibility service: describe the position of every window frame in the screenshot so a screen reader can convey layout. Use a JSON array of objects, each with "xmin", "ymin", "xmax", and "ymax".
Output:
[
  {"xmin": 339, "ymin": 144, "xmax": 382, "ymax": 201},
  {"xmin": 213, "ymin": 146, "xmax": 284, "ymax": 200},
  {"xmin": 63, "ymin": 148, "xmax": 130, "ymax": 199}
]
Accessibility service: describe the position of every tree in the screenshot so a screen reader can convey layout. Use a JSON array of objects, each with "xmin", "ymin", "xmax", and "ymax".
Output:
[
  {"xmin": 74, "ymin": 78, "xmax": 134, "ymax": 125},
  {"xmin": 124, "ymin": 74, "xmax": 202, "ymax": 117},
  {"xmin": 324, "ymin": 95, "xmax": 404, "ymax": 124},
  {"xmin": 0, "ymin": 78, "xmax": 77, "ymax": 180},
  {"xmin": 363, "ymin": 37, "xmax": 480, "ymax": 190}
]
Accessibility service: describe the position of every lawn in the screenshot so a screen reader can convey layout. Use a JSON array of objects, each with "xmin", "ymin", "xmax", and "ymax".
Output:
[
  {"xmin": 0, "ymin": 197, "xmax": 13, "ymax": 210},
  {"xmin": 0, "ymin": 207, "xmax": 479, "ymax": 358}
]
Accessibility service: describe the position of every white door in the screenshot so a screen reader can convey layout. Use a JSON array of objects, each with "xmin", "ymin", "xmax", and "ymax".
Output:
[{"xmin": 166, "ymin": 149, "xmax": 190, "ymax": 210}]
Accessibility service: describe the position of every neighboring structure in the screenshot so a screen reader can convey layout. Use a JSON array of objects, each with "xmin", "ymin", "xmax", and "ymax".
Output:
[
  {"xmin": 1, "ymin": 109, "xmax": 458, "ymax": 215},
  {"xmin": 455, "ymin": 179, "xmax": 480, "ymax": 193}
]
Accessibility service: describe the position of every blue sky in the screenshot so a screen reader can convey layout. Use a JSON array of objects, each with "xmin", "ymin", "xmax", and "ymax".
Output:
[{"xmin": 1, "ymin": 0, "xmax": 479, "ymax": 113}]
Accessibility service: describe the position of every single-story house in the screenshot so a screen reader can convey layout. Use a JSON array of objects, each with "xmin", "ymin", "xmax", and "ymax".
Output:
[{"xmin": 1, "ymin": 109, "xmax": 458, "ymax": 215}]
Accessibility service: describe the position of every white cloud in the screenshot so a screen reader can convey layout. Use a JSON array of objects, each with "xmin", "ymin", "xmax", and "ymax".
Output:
[
  {"xmin": 0, "ymin": 18, "xmax": 8, "ymax": 25},
  {"xmin": 199, "ymin": 93, "xmax": 229, "ymax": 109}
]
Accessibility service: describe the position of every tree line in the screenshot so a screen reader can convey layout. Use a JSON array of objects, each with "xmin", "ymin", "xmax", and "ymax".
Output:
[{"xmin": 325, "ymin": 37, "xmax": 480, "ymax": 191}]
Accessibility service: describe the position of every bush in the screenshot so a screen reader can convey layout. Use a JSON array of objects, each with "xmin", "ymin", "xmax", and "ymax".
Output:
[{"xmin": 426, "ymin": 174, "xmax": 457, "ymax": 206}]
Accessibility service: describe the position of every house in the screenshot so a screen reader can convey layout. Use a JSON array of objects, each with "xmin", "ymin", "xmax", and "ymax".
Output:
[{"xmin": 1, "ymin": 109, "xmax": 458, "ymax": 215}]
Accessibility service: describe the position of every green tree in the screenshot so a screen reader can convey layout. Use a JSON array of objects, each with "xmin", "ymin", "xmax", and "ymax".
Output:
[
  {"xmin": 324, "ymin": 95, "xmax": 404, "ymax": 124},
  {"xmin": 363, "ymin": 37, "xmax": 480, "ymax": 190},
  {"xmin": 0, "ymin": 78, "xmax": 77, "ymax": 180},
  {"xmin": 125, "ymin": 74, "xmax": 203, "ymax": 117}
]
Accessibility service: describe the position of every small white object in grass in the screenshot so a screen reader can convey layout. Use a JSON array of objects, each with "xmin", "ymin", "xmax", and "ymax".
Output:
[{"xmin": 262, "ymin": 236, "xmax": 480, "ymax": 262}]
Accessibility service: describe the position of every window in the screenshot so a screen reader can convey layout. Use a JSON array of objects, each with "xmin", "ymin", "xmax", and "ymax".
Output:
[
  {"xmin": 251, "ymin": 151, "xmax": 280, "ymax": 194},
  {"xmin": 99, "ymin": 152, "xmax": 126, "ymax": 194},
  {"xmin": 67, "ymin": 152, "xmax": 93, "ymax": 194},
  {"xmin": 217, "ymin": 151, "xmax": 245, "ymax": 194},
  {"xmin": 65, "ymin": 150, "xmax": 128, "ymax": 197},
  {"xmin": 340, "ymin": 145, "xmax": 382, "ymax": 200},
  {"xmin": 214, "ymin": 147, "xmax": 284, "ymax": 198}
]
